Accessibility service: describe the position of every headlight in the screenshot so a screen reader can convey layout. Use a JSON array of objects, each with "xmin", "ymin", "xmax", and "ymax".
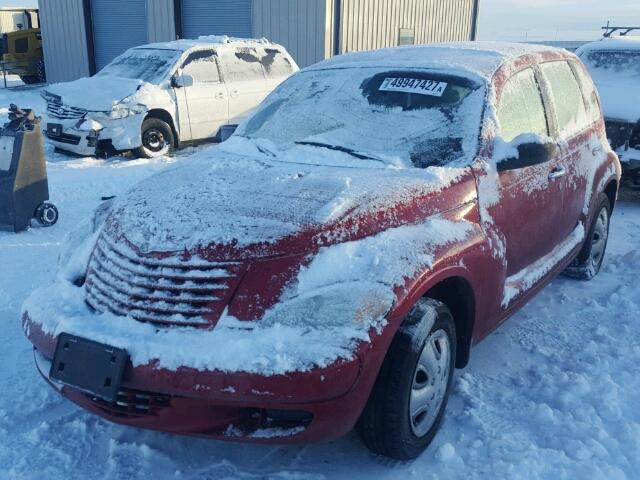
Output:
[
  {"xmin": 110, "ymin": 103, "xmax": 146, "ymax": 119},
  {"xmin": 260, "ymin": 282, "xmax": 394, "ymax": 331},
  {"xmin": 93, "ymin": 197, "xmax": 115, "ymax": 232}
]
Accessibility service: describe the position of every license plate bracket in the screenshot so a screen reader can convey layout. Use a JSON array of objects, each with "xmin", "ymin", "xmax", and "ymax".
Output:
[
  {"xmin": 49, "ymin": 333, "xmax": 129, "ymax": 402},
  {"xmin": 47, "ymin": 123, "xmax": 62, "ymax": 136}
]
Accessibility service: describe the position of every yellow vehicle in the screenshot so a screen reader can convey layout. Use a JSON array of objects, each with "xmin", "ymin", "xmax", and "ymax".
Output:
[{"xmin": 1, "ymin": 28, "xmax": 45, "ymax": 84}]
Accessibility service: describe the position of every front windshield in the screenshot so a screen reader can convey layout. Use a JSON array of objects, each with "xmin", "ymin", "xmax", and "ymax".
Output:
[
  {"xmin": 97, "ymin": 48, "xmax": 182, "ymax": 83},
  {"xmin": 583, "ymin": 50, "xmax": 640, "ymax": 76},
  {"xmin": 236, "ymin": 67, "xmax": 485, "ymax": 169}
]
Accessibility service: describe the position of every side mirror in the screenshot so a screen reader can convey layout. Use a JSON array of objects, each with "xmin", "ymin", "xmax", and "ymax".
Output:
[
  {"xmin": 171, "ymin": 74, "xmax": 194, "ymax": 88},
  {"xmin": 497, "ymin": 137, "xmax": 558, "ymax": 172}
]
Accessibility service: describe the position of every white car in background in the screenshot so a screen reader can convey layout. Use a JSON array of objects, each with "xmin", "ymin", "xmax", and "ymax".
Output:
[
  {"xmin": 41, "ymin": 36, "xmax": 298, "ymax": 158},
  {"xmin": 577, "ymin": 35, "xmax": 640, "ymax": 188}
]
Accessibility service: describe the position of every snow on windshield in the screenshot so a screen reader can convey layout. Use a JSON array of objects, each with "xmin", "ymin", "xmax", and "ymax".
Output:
[
  {"xmin": 583, "ymin": 50, "xmax": 640, "ymax": 76},
  {"xmin": 97, "ymin": 48, "xmax": 181, "ymax": 84},
  {"xmin": 236, "ymin": 67, "xmax": 486, "ymax": 169}
]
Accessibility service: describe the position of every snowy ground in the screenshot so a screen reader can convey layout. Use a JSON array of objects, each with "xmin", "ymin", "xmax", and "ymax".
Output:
[{"xmin": 1, "ymin": 88, "xmax": 639, "ymax": 480}]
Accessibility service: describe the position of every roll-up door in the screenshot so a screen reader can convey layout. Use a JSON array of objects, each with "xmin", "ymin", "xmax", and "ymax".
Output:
[
  {"xmin": 91, "ymin": 0, "xmax": 148, "ymax": 71},
  {"xmin": 181, "ymin": 0, "xmax": 252, "ymax": 39}
]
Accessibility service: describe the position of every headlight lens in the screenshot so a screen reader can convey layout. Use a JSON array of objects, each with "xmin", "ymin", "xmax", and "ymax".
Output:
[
  {"xmin": 110, "ymin": 103, "xmax": 146, "ymax": 119},
  {"xmin": 260, "ymin": 282, "xmax": 394, "ymax": 331}
]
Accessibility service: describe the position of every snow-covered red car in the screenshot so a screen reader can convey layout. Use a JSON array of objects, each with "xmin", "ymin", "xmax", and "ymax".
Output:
[
  {"xmin": 577, "ymin": 36, "xmax": 640, "ymax": 188},
  {"xmin": 23, "ymin": 42, "xmax": 620, "ymax": 459},
  {"xmin": 41, "ymin": 36, "xmax": 298, "ymax": 158}
]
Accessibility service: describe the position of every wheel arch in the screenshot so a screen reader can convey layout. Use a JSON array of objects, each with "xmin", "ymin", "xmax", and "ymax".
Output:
[
  {"xmin": 144, "ymin": 109, "xmax": 179, "ymax": 147},
  {"xmin": 421, "ymin": 276, "xmax": 476, "ymax": 369},
  {"xmin": 603, "ymin": 178, "xmax": 618, "ymax": 212}
]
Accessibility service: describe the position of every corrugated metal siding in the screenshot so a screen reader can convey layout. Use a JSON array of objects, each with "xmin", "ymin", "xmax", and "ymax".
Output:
[
  {"xmin": 92, "ymin": 0, "xmax": 148, "ymax": 71},
  {"xmin": 146, "ymin": 0, "xmax": 175, "ymax": 43},
  {"xmin": 337, "ymin": 0, "xmax": 474, "ymax": 54},
  {"xmin": 182, "ymin": 0, "xmax": 252, "ymax": 39},
  {"xmin": 39, "ymin": 0, "xmax": 91, "ymax": 83},
  {"xmin": 252, "ymin": 0, "xmax": 329, "ymax": 68}
]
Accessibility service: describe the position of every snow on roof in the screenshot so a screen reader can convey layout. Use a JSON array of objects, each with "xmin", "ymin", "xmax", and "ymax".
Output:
[
  {"xmin": 138, "ymin": 36, "xmax": 276, "ymax": 52},
  {"xmin": 576, "ymin": 36, "xmax": 640, "ymax": 56},
  {"xmin": 311, "ymin": 41, "xmax": 565, "ymax": 82}
]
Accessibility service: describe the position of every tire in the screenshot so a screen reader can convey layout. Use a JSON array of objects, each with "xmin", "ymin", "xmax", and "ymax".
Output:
[
  {"xmin": 135, "ymin": 118, "xmax": 175, "ymax": 159},
  {"xmin": 356, "ymin": 298, "xmax": 457, "ymax": 460},
  {"xmin": 563, "ymin": 193, "xmax": 611, "ymax": 281},
  {"xmin": 34, "ymin": 202, "xmax": 59, "ymax": 227}
]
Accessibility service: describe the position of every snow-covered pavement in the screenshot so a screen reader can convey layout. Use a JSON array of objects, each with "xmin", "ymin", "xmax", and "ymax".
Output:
[{"xmin": 1, "ymin": 87, "xmax": 639, "ymax": 480}]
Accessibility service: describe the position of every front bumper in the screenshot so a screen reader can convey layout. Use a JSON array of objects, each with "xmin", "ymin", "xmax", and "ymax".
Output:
[
  {"xmin": 45, "ymin": 114, "xmax": 144, "ymax": 156},
  {"xmin": 23, "ymin": 311, "xmax": 385, "ymax": 443}
]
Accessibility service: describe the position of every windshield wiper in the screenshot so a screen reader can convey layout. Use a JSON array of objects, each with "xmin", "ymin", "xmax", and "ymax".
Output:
[{"xmin": 294, "ymin": 141, "xmax": 386, "ymax": 163}]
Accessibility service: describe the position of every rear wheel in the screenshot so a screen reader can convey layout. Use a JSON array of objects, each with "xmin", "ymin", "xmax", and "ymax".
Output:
[
  {"xmin": 135, "ymin": 118, "xmax": 175, "ymax": 159},
  {"xmin": 563, "ymin": 194, "xmax": 611, "ymax": 280},
  {"xmin": 356, "ymin": 298, "xmax": 456, "ymax": 460}
]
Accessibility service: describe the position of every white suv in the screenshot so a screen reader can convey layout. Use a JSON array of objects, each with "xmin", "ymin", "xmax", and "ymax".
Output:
[{"xmin": 41, "ymin": 36, "xmax": 298, "ymax": 158}]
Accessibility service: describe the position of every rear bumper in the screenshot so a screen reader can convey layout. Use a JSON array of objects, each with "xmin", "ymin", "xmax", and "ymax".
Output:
[{"xmin": 24, "ymin": 312, "xmax": 380, "ymax": 443}]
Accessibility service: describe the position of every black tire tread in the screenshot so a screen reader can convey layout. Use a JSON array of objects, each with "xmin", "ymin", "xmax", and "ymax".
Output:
[{"xmin": 356, "ymin": 298, "xmax": 456, "ymax": 460}]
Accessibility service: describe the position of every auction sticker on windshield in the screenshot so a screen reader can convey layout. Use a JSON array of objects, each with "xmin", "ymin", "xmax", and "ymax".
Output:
[{"xmin": 379, "ymin": 77, "xmax": 448, "ymax": 97}]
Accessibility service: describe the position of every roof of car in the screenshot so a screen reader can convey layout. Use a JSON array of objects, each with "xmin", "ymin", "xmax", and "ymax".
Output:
[
  {"xmin": 576, "ymin": 36, "xmax": 640, "ymax": 56},
  {"xmin": 137, "ymin": 35, "xmax": 278, "ymax": 52},
  {"xmin": 310, "ymin": 41, "xmax": 569, "ymax": 82}
]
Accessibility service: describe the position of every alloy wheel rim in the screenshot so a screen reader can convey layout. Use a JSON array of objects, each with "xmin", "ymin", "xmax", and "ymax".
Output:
[
  {"xmin": 590, "ymin": 208, "xmax": 609, "ymax": 269},
  {"xmin": 409, "ymin": 328, "xmax": 451, "ymax": 437}
]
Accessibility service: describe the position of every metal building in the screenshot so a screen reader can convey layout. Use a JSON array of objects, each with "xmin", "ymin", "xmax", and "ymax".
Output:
[{"xmin": 39, "ymin": 0, "xmax": 480, "ymax": 83}]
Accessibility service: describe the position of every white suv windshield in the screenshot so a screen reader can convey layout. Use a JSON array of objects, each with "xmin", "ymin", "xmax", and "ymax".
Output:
[
  {"xmin": 97, "ymin": 48, "xmax": 182, "ymax": 83},
  {"xmin": 583, "ymin": 50, "xmax": 640, "ymax": 76},
  {"xmin": 236, "ymin": 67, "xmax": 485, "ymax": 169}
]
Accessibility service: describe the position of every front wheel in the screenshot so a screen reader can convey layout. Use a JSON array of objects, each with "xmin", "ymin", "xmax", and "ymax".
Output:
[
  {"xmin": 356, "ymin": 298, "xmax": 456, "ymax": 460},
  {"xmin": 135, "ymin": 118, "xmax": 175, "ymax": 159},
  {"xmin": 563, "ymin": 193, "xmax": 611, "ymax": 280}
]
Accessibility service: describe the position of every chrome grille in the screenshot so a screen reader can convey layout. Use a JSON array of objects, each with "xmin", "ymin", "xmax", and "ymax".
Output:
[
  {"xmin": 46, "ymin": 101, "xmax": 88, "ymax": 120},
  {"xmin": 86, "ymin": 234, "xmax": 243, "ymax": 327}
]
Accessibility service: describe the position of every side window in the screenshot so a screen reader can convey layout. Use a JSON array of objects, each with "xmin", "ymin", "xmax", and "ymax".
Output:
[
  {"xmin": 223, "ymin": 47, "xmax": 265, "ymax": 82},
  {"xmin": 497, "ymin": 68, "xmax": 548, "ymax": 142},
  {"xmin": 540, "ymin": 61, "xmax": 589, "ymax": 138},
  {"xmin": 571, "ymin": 62, "xmax": 602, "ymax": 124},
  {"xmin": 181, "ymin": 50, "xmax": 220, "ymax": 84},
  {"xmin": 261, "ymin": 48, "xmax": 294, "ymax": 79},
  {"xmin": 14, "ymin": 37, "xmax": 28, "ymax": 54}
]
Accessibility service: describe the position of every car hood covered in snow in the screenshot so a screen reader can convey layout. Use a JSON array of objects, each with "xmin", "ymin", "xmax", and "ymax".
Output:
[
  {"xmin": 43, "ymin": 75, "xmax": 145, "ymax": 111},
  {"xmin": 103, "ymin": 139, "xmax": 474, "ymax": 260}
]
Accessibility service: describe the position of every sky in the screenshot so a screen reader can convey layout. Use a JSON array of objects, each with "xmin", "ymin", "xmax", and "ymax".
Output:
[
  {"xmin": 1, "ymin": 0, "xmax": 639, "ymax": 43},
  {"xmin": 478, "ymin": 0, "xmax": 640, "ymax": 42}
]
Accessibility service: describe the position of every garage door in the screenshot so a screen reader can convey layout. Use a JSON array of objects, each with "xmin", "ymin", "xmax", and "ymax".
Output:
[
  {"xmin": 91, "ymin": 0, "xmax": 148, "ymax": 71},
  {"xmin": 181, "ymin": 0, "xmax": 252, "ymax": 39}
]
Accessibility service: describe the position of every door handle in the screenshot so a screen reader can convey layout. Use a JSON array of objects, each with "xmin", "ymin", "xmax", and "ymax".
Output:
[
  {"xmin": 230, "ymin": 90, "xmax": 240, "ymax": 98},
  {"xmin": 214, "ymin": 92, "xmax": 225, "ymax": 100},
  {"xmin": 548, "ymin": 167, "xmax": 566, "ymax": 180}
]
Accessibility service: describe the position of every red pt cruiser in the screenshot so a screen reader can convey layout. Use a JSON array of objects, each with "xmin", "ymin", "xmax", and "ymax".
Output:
[{"xmin": 23, "ymin": 42, "xmax": 620, "ymax": 459}]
